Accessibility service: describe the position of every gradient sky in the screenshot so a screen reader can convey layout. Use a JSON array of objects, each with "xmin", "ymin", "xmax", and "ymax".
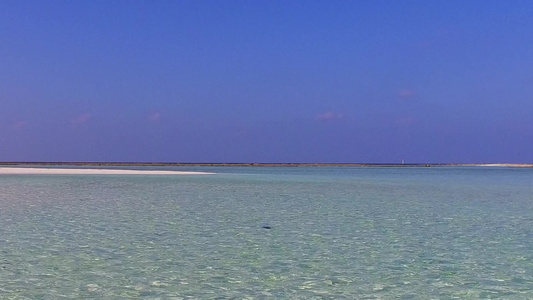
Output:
[{"xmin": 1, "ymin": 0, "xmax": 532, "ymax": 163}]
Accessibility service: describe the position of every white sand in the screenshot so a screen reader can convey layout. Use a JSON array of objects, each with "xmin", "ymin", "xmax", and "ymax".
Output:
[
  {"xmin": 0, "ymin": 167, "xmax": 214, "ymax": 175},
  {"xmin": 466, "ymin": 164, "xmax": 533, "ymax": 168}
]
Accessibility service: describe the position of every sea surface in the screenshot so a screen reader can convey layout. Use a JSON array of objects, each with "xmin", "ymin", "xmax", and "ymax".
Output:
[{"xmin": 0, "ymin": 167, "xmax": 531, "ymax": 299}]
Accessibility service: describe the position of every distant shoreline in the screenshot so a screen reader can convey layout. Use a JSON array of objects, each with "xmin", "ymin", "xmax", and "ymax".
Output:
[
  {"xmin": 1, "ymin": 162, "xmax": 531, "ymax": 168},
  {"xmin": 0, "ymin": 167, "xmax": 214, "ymax": 175}
]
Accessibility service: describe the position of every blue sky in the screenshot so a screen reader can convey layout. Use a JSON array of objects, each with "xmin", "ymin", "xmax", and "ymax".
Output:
[{"xmin": 1, "ymin": 0, "xmax": 532, "ymax": 163}]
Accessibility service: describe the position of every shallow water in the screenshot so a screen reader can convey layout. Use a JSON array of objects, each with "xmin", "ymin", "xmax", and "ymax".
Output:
[{"xmin": 0, "ymin": 167, "xmax": 531, "ymax": 299}]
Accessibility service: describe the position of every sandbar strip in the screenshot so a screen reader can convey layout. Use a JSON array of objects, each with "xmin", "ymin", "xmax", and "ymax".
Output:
[{"xmin": 0, "ymin": 167, "xmax": 214, "ymax": 175}]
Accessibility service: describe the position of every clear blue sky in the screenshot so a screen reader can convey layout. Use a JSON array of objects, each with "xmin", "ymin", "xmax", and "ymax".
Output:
[{"xmin": 1, "ymin": 0, "xmax": 532, "ymax": 163}]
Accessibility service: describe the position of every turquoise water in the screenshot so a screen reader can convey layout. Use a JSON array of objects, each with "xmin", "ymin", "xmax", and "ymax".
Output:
[{"xmin": 0, "ymin": 167, "xmax": 531, "ymax": 299}]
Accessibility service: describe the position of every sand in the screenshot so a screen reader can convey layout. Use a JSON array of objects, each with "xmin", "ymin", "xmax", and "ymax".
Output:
[
  {"xmin": 0, "ymin": 167, "xmax": 214, "ymax": 175},
  {"xmin": 463, "ymin": 164, "xmax": 533, "ymax": 168}
]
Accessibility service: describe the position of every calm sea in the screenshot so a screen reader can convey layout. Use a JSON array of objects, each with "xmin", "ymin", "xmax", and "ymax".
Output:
[{"xmin": 0, "ymin": 167, "xmax": 531, "ymax": 299}]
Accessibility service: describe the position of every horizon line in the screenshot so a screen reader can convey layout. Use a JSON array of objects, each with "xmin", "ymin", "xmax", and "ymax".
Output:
[{"xmin": 1, "ymin": 162, "xmax": 532, "ymax": 168}]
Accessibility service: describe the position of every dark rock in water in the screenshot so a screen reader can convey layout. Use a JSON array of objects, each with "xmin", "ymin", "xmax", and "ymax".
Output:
[{"xmin": 262, "ymin": 226, "xmax": 272, "ymax": 229}]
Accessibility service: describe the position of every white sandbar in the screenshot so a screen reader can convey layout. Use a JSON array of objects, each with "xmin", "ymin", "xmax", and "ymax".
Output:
[{"xmin": 0, "ymin": 167, "xmax": 214, "ymax": 175}]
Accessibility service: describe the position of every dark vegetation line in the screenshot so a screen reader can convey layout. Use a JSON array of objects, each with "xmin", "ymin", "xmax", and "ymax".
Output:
[{"xmin": 0, "ymin": 162, "xmax": 531, "ymax": 168}]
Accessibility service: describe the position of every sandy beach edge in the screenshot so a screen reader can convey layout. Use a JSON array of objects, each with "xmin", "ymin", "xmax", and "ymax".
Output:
[
  {"xmin": 0, "ymin": 167, "xmax": 215, "ymax": 175},
  {"xmin": 1, "ymin": 162, "xmax": 532, "ymax": 168}
]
